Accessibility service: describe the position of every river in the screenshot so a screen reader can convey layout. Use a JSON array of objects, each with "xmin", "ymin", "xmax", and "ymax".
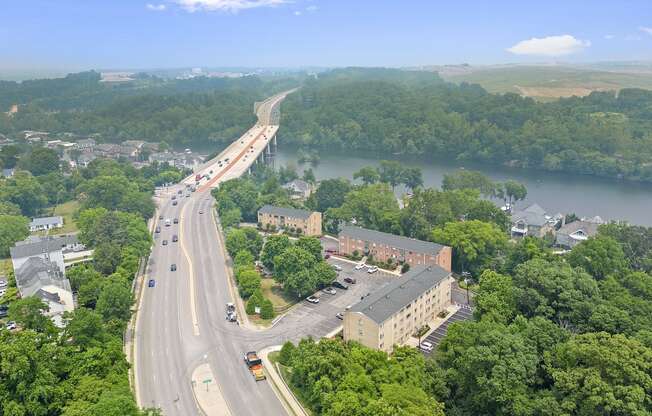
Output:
[{"xmin": 274, "ymin": 149, "xmax": 652, "ymax": 226}]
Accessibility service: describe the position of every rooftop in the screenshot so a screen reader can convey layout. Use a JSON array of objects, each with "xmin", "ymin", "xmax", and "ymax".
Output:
[
  {"xmin": 29, "ymin": 216, "xmax": 63, "ymax": 227},
  {"xmin": 258, "ymin": 204, "xmax": 313, "ymax": 220},
  {"xmin": 511, "ymin": 203, "xmax": 550, "ymax": 227},
  {"xmin": 10, "ymin": 235, "xmax": 79, "ymax": 259},
  {"xmin": 282, "ymin": 179, "xmax": 312, "ymax": 193},
  {"xmin": 14, "ymin": 257, "xmax": 70, "ymax": 298},
  {"xmin": 349, "ymin": 265, "xmax": 451, "ymax": 324},
  {"xmin": 339, "ymin": 225, "xmax": 445, "ymax": 254}
]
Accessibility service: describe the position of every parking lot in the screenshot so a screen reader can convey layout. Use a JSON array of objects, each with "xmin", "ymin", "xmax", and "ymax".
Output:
[
  {"xmin": 420, "ymin": 306, "xmax": 473, "ymax": 354},
  {"xmin": 268, "ymin": 256, "xmax": 397, "ymax": 342}
]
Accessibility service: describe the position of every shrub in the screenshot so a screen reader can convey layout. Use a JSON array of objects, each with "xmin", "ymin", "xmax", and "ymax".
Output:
[
  {"xmin": 246, "ymin": 289, "xmax": 264, "ymax": 315},
  {"xmin": 260, "ymin": 298, "xmax": 275, "ymax": 319},
  {"xmin": 401, "ymin": 263, "xmax": 410, "ymax": 274},
  {"xmin": 278, "ymin": 341, "xmax": 296, "ymax": 366}
]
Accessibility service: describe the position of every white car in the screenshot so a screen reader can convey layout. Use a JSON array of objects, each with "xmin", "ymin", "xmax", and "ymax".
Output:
[
  {"xmin": 331, "ymin": 264, "xmax": 342, "ymax": 272},
  {"xmin": 367, "ymin": 266, "xmax": 379, "ymax": 274},
  {"xmin": 419, "ymin": 341, "xmax": 434, "ymax": 352},
  {"xmin": 322, "ymin": 287, "xmax": 336, "ymax": 295},
  {"xmin": 306, "ymin": 295, "xmax": 320, "ymax": 304},
  {"xmin": 355, "ymin": 263, "xmax": 366, "ymax": 270}
]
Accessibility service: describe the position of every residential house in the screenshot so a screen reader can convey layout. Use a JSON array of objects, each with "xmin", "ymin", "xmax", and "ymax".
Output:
[
  {"xmin": 13, "ymin": 257, "xmax": 74, "ymax": 327},
  {"xmin": 338, "ymin": 226, "xmax": 452, "ymax": 272},
  {"xmin": 10, "ymin": 235, "xmax": 84, "ymax": 274},
  {"xmin": 29, "ymin": 216, "xmax": 64, "ymax": 232},
  {"xmin": 510, "ymin": 203, "xmax": 560, "ymax": 238},
  {"xmin": 149, "ymin": 152, "xmax": 176, "ymax": 166},
  {"xmin": 122, "ymin": 140, "xmax": 146, "ymax": 150},
  {"xmin": 77, "ymin": 152, "xmax": 97, "ymax": 167},
  {"xmin": 94, "ymin": 143, "xmax": 121, "ymax": 158},
  {"xmin": 282, "ymin": 179, "xmax": 313, "ymax": 200},
  {"xmin": 257, "ymin": 205, "xmax": 322, "ymax": 236},
  {"xmin": 555, "ymin": 216, "xmax": 604, "ymax": 249},
  {"xmin": 343, "ymin": 265, "xmax": 453, "ymax": 352},
  {"xmin": 76, "ymin": 138, "xmax": 96, "ymax": 151}
]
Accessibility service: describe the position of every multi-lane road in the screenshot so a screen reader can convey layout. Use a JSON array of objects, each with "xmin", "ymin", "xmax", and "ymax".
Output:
[{"xmin": 135, "ymin": 90, "xmax": 372, "ymax": 416}]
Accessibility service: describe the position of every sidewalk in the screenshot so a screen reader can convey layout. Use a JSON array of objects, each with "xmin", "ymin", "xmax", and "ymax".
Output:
[
  {"xmin": 191, "ymin": 364, "xmax": 231, "ymax": 416},
  {"xmin": 259, "ymin": 346, "xmax": 309, "ymax": 416},
  {"xmin": 404, "ymin": 304, "xmax": 460, "ymax": 348}
]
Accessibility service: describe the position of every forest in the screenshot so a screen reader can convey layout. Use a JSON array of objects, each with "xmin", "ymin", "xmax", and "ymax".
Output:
[
  {"xmin": 278, "ymin": 68, "xmax": 652, "ymax": 182},
  {"xmin": 0, "ymin": 71, "xmax": 298, "ymax": 147}
]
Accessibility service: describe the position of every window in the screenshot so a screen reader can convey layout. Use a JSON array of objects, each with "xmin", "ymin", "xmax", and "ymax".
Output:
[{"xmin": 358, "ymin": 329, "xmax": 363, "ymax": 336}]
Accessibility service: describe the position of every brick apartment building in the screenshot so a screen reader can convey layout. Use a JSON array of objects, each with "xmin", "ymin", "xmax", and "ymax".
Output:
[
  {"xmin": 343, "ymin": 265, "xmax": 453, "ymax": 352},
  {"xmin": 338, "ymin": 226, "xmax": 452, "ymax": 272},
  {"xmin": 257, "ymin": 205, "xmax": 322, "ymax": 236}
]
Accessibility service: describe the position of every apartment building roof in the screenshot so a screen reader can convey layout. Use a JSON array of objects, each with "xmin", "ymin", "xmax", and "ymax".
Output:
[
  {"xmin": 339, "ymin": 225, "xmax": 445, "ymax": 254},
  {"xmin": 258, "ymin": 204, "xmax": 313, "ymax": 220},
  {"xmin": 10, "ymin": 235, "xmax": 79, "ymax": 259},
  {"xmin": 350, "ymin": 265, "xmax": 451, "ymax": 324}
]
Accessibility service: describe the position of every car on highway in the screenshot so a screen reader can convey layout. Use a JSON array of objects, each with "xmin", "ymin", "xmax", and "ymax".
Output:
[
  {"xmin": 226, "ymin": 303, "xmax": 237, "ymax": 322},
  {"xmin": 162, "ymin": 240, "xmax": 168, "ymax": 246},
  {"xmin": 172, "ymin": 195, "xmax": 176, "ymax": 200},
  {"xmin": 178, "ymin": 190, "xmax": 183, "ymax": 194},
  {"xmin": 173, "ymin": 218, "xmax": 179, "ymax": 224},
  {"xmin": 367, "ymin": 266, "xmax": 379, "ymax": 274},
  {"xmin": 155, "ymin": 226, "xmax": 161, "ymax": 233},
  {"xmin": 306, "ymin": 295, "xmax": 320, "ymax": 304},
  {"xmin": 322, "ymin": 287, "xmax": 336, "ymax": 295},
  {"xmin": 172, "ymin": 200, "xmax": 178, "ymax": 206},
  {"xmin": 332, "ymin": 264, "xmax": 342, "ymax": 272},
  {"xmin": 172, "ymin": 235, "xmax": 178, "ymax": 242},
  {"xmin": 344, "ymin": 277, "xmax": 357, "ymax": 284},
  {"xmin": 170, "ymin": 264, "xmax": 177, "ymax": 271},
  {"xmin": 148, "ymin": 279, "xmax": 156, "ymax": 288},
  {"xmin": 159, "ymin": 215, "xmax": 163, "ymax": 220},
  {"xmin": 199, "ymin": 210, "xmax": 204, "ymax": 214},
  {"xmin": 165, "ymin": 219, "xmax": 171, "ymax": 227},
  {"xmin": 419, "ymin": 341, "xmax": 434, "ymax": 352},
  {"xmin": 355, "ymin": 263, "xmax": 366, "ymax": 270},
  {"xmin": 332, "ymin": 281, "xmax": 349, "ymax": 290},
  {"xmin": 336, "ymin": 312, "xmax": 344, "ymax": 320}
]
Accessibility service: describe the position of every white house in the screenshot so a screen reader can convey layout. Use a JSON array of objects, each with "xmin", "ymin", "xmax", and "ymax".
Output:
[{"xmin": 29, "ymin": 216, "xmax": 64, "ymax": 232}]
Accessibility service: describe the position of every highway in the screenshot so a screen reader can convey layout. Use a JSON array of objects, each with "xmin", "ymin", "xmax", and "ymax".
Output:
[{"xmin": 135, "ymin": 91, "xmax": 297, "ymax": 416}]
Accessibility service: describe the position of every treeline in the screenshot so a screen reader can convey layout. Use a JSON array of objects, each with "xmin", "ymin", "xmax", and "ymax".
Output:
[
  {"xmin": 279, "ymin": 68, "xmax": 652, "ymax": 182},
  {"xmin": 0, "ymin": 70, "xmax": 298, "ymax": 147},
  {"xmin": 0, "ymin": 159, "xmax": 165, "ymax": 415}
]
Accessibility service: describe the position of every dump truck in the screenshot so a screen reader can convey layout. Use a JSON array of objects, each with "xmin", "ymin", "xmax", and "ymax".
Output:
[{"xmin": 244, "ymin": 351, "xmax": 266, "ymax": 381}]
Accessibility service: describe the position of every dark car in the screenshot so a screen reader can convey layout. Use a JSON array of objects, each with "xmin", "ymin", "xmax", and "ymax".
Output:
[
  {"xmin": 170, "ymin": 264, "xmax": 177, "ymax": 271},
  {"xmin": 155, "ymin": 226, "xmax": 161, "ymax": 233},
  {"xmin": 172, "ymin": 200, "xmax": 178, "ymax": 206},
  {"xmin": 159, "ymin": 215, "xmax": 163, "ymax": 220},
  {"xmin": 172, "ymin": 235, "xmax": 178, "ymax": 242},
  {"xmin": 148, "ymin": 279, "xmax": 155, "ymax": 288},
  {"xmin": 324, "ymin": 254, "xmax": 331, "ymax": 259},
  {"xmin": 0, "ymin": 305, "xmax": 8, "ymax": 318},
  {"xmin": 173, "ymin": 218, "xmax": 179, "ymax": 224},
  {"xmin": 332, "ymin": 281, "xmax": 349, "ymax": 290},
  {"xmin": 172, "ymin": 195, "xmax": 176, "ymax": 200},
  {"xmin": 344, "ymin": 277, "xmax": 357, "ymax": 284},
  {"xmin": 178, "ymin": 190, "xmax": 183, "ymax": 194},
  {"xmin": 162, "ymin": 240, "xmax": 168, "ymax": 246}
]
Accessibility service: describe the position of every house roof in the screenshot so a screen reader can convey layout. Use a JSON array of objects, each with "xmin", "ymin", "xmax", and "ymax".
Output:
[
  {"xmin": 10, "ymin": 235, "xmax": 79, "ymax": 259},
  {"xmin": 258, "ymin": 205, "xmax": 313, "ymax": 220},
  {"xmin": 282, "ymin": 179, "xmax": 311, "ymax": 193},
  {"xmin": 29, "ymin": 216, "xmax": 63, "ymax": 228},
  {"xmin": 339, "ymin": 225, "xmax": 445, "ymax": 254},
  {"xmin": 14, "ymin": 257, "xmax": 70, "ymax": 298},
  {"xmin": 556, "ymin": 219, "xmax": 602, "ymax": 247},
  {"xmin": 511, "ymin": 203, "xmax": 549, "ymax": 227},
  {"xmin": 349, "ymin": 265, "xmax": 451, "ymax": 324}
]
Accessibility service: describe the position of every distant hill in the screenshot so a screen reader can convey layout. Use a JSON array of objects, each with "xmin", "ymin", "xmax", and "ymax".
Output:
[{"xmin": 421, "ymin": 64, "xmax": 652, "ymax": 101}]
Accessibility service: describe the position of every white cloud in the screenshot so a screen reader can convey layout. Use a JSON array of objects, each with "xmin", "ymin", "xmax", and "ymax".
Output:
[
  {"xmin": 604, "ymin": 34, "xmax": 615, "ymax": 40},
  {"xmin": 507, "ymin": 34, "xmax": 590, "ymax": 56},
  {"xmin": 306, "ymin": 5, "xmax": 317, "ymax": 12},
  {"xmin": 146, "ymin": 3, "xmax": 167, "ymax": 11},
  {"xmin": 173, "ymin": 0, "xmax": 287, "ymax": 12},
  {"xmin": 640, "ymin": 26, "xmax": 652, "ymax": 36}
]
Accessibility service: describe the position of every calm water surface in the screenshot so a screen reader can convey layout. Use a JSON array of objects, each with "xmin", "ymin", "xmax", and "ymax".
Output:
[{"xmin": 275, "ymin": 149, "xmax": 652, "ymax": 226}]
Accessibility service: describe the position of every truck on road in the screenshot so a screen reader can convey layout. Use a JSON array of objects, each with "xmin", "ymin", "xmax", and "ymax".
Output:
[{"xmin": 244, "ymin": 351, "xmax": 266, "ymax": 381}]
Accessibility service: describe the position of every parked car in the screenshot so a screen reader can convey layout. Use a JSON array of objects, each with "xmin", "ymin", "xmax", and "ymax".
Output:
[
  {"xmin": 0, "ymin": 279, "xmax": 7, "ymax": 288},
  {"xmin": 178, "ymin": 190, "xmax": 183, "ymax": 194},
  {"xmin": 419, "ymin": 341, "xmax": 434, "ymax": 352},
  {"xmin": 336, "ymin": 312, "xmax": 344, "ymax": 320},
  {"xmin": 332, "ymin": 281, "xmax": 349, "ymax": 290},
  {"xmin": 325, "ymin": 248, "xmax": 337, "ymax": 254},
  {"xmin": 155, "ymin": 226, "xmax": 161, "ymax": 233},
  {"xmin": 172, "ymin": 235, "xmax": 178, "ymax": 242},
  {"xmin": 344, "ymin": 277, "xmax": 357, "ymax": 284},
  {"xmin": 367, "ymin": 266, "xmax": 379, "ymax": 274},
  {"xmin": 170, "ymin": 264, "xmax": 177, "ymax": 271},
  {"xmin": 0, "ymin": 305, "xmax": 8, "ymax": 318},
  {"xmin": 306, "ymin": 295, "xmax": 320, "ymax": 304},
  {"xmin": 0, "ymin": 289, "xmax": 6, "ymax": 297},
  {"xmin": 172, "ymin": 195, "xmax": 176, "ymax": 200},
  {"xmin": 162, "ymin": 240, "xmax": 168, "ymax": 246},
  {"xmin": 322, "ymin": 287, "xmax": 336, "ymax": 295},
  {"xmin": 332, "ymin": 264, "xmax": 342, "ymax": 272},
  {"xmin": 148, "ymin": 279, "xmax": 156, "ymax": 288},
  {"xmin": 355, "ymin": 263, "xmax": 366, "ymax": 270},
  {"xmin": 159, "ymin": 215, "xmax": 163, "ymax": 220}
]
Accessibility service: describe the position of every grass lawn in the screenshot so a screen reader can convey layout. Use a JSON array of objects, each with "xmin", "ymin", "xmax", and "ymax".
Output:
[
  {"xmin": 261, "ymin": 278, "xmax": 296, "ymax": 313},
  {"xmin": 38, "ymin": 200, "xmax": 80, "ymax": 235}
]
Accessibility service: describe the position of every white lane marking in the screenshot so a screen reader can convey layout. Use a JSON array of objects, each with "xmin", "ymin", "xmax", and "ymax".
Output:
[{"xmin": 179, "ymin": 199, "xmax": 200, "ymax": 336}]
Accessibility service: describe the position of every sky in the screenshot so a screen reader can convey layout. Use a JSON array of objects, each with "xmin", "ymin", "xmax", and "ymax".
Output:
[{"xmin": 1, "ymin": 0, "xmax": 651, "ymax": 72}]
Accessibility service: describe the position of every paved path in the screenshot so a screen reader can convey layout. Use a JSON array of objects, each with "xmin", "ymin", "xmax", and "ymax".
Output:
[{"xmin": 191, "ymin": 363, "xmax": 231, "ymax": 416}]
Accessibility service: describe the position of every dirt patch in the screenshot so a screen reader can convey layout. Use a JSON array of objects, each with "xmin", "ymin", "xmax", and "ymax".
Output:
[{"xmin": 514, "ymin": 85, "xmax": 614, "ymax": 99}]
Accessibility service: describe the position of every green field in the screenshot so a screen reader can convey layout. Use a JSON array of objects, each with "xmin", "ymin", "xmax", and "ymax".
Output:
[
  {"xmin": 439, "ymin": 65, "xmax": 652, "ymax": 101},
  {"xmin": 38, "ymin": 200, "xmax": 80, "ymax": 235}
]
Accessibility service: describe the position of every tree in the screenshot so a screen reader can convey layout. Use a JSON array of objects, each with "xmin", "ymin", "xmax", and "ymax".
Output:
[
  {"xmin": 442, "ymin": 169, "xmax": 496, "ymax": 197},
  {"xmin": 273, "ymin": 246, "xmax": 317, "ymax": 286},
  {"xmin": 237, "ymin": 267, "xmax": 261, "ymax": 298},
  {"xmin": 598, "ymin": 222, "xmax": 652, "ymax": 272},
  {"xmin": 8, "ymin": 297, "xmax": 53, "ymax": 333},
  {"xmin": 278, "ymin": 341, "xmax": 297, "ymax": 365},
  {"xmin": 499, "ymin": 180, "xmax": 527, "ymax": 207},
  {"xmin": 225, "ymin": 227, "xmax": 263, "ymax": 259},
  {"xmin": 353, "ymin": 166, "xmax": 380, "ymax": 185},
  {"xmin": 474, "ymin": 270, "xmax": 517, "ymax": 323},
  {"xmin": 329, "ymin": 183, "xmax": 400, "ymax": 233},
  {"xmin": 64, "ymin": 308, "xmax": 106, "ymax": 349},
  {"xmin": 401, "ymin": 167, "xmax": 423, "ymax": 191},
  {"xmin": 18, "ymin": 147, "xmax": 60, "ymax": 176},
  {"xmin": 567, "ymin": 235, "xmax": 628, "ymax": 279},
  {"xmin": 0, "ymin": 214, "xmax": 29, "ymax": 257},
  {"xmin": 246, "ymin": 289, "xmax": 264, "ymax": 315},
  {"xmin": 302, "ymin": 168, "xmax": 316, "ymax": 184},
  {"xmin": 295, "ymin": 236, "xmax": 323, "ymax": 263},
  {"xmin": 307, "ymin": 178, "xmax": 351, "ymax": 212},
  {"xmin": 278, "ymin": 164, "xmax": 299, "ymax": 184},
  {"xmin": 432, "ymin": 220, "xmax": 508, "ymax": 275},
  {"xmin": 94, "ymin": 242, "xmax": 123, "ymax": 275},
  {"xmin": 260, "ymin": 298, "xmax": 274, "ymax": 319},
  {"xmin": 0, "ymin": 170, "xmax": 48, "ymax": 216},
  {"xmin": 96, "ymin": 280, "xmax": 133, "ymax": 322},
  {"xmin": 261, "ymin": 234, "xmax": 292, "ymax": 270},
  {"xmin": 378, "ymin": 160, "xmax": 403, "ymax": 189},
  {"xmin": 233, "ymin": 249, "xmax": 254, "ymax": 269}
]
